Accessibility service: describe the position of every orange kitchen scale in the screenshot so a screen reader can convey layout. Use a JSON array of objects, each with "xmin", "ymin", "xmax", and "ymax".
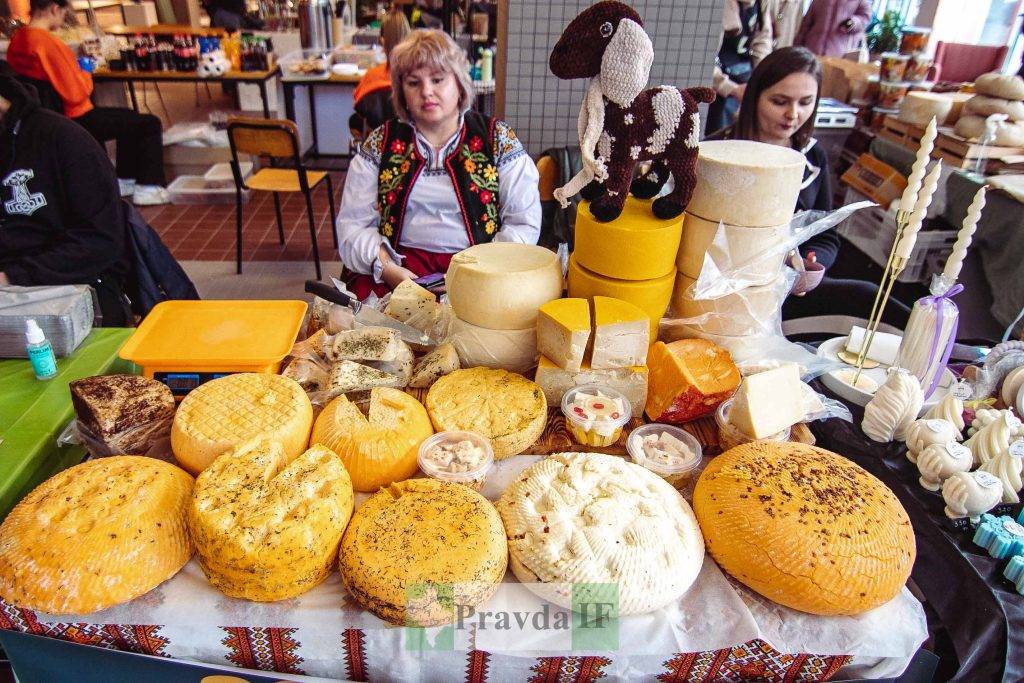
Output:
[{"xmin": 119, "ymin": 300, "xmax": 307, "ymax": 398}]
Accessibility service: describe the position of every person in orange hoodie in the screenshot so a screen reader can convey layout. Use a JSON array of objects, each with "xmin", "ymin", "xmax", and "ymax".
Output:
[{"xmin": 7, "ymin": 0, "xmax": 170, "ymax": 205}]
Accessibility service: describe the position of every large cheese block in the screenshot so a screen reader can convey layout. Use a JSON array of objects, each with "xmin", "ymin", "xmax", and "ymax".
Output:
[
  {"xmin": 898, "ymin": 91, "xmax": 956, "ymax": 127},
  {"xmin": 171, "ymin": 373, "xmax": 313, "ymax": 475},
  {"xmin": 190, "ymin": 439, "xmax": 354, "ymax": 601},
  {"xmin": 69, "ymin": 374, "xmax": 176, "ymax": 454},
  {"xmin": 451, "ymin": 316, "xmax": 538, "ymax": 375},
  {"xmin": 0, "ymin": 457, "xmax": 193, "ymax": 614},
  {"xmin": 339, "ymin": 478, "xmax": 507, "ymax": 626},
  {"xmin": 694, "ymin": 442, "xmax": 916, "ymax": 615},
  {"xmin": 310, "ymin": 387, "xmax": 434, "ymax": 491},
  {"xmin": 425, "ymin": 368, "xmax": 547, "ymax": 458},
  {"xmin": 676, "ymin": 212, "xmax": 788, "ymax": 282},
  {"xmin": 537, "ymin": 298, "xmax": 591, "ymax": 373},
  {"xmin": 446, "ymin": 243, "xmax": 563, "ymax": 330},
  {"xmin": 646, "ymin": 339, "xmax": 740, "ymax": 423},
  {"xmin": 534, "ymin": 355, "xmax": 648, "ymax": 416},
  {"xmin": 567, "ymin": 254, "xmax": 673, "ymax": 340},
  {"xmin": 728, "ymin": 364, "xmax": 805, "ymax": 438},
  {"xmin": 499, "ymin": 452, "xmax": 704, "ymax": 615},
  {"xmin": 573, "ymin": 196, "xmax": 683, "ymax": 280},
  {"xmin": 591, "ymin": 296, "xmax": 649, "ymax": 368},
  {"xmin": 687, "ymin": 140, "xmax": 805, "ymax": 227},
  {"xmin": 671, "ymin": 273, "xmax": 787, "ymax": 336}
]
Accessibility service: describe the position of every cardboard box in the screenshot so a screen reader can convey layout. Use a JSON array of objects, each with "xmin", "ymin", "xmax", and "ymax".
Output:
[
  {"xmin": 820, "ymin": 56, "xmax": 879, "ymax": 103},
  {"xmin": 121, "ymin": 1, "xmax": 158, "ymax": 26},
  {"xmin": 840, "ymin": 153, "xmax": 908, "ymax": 209}
]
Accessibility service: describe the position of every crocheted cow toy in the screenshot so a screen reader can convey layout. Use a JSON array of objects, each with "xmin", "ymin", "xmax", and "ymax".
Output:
[{"xmin": 550, "ymin": 1, "xmax": 715, "ymax": 222}]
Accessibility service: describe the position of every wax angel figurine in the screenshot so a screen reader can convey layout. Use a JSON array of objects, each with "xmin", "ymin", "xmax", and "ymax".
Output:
[
  {"xmin": 979, "ymin": 445, "xmax": 1024, "ymax": 504},
  {"xmin": 905, "ymin": 418, "xmax": 959, "ymax": 464},
  {"xmin": 942, "ymin": 471, "xmax": 1003, "ymax": 523},
  {"xmin": 923, "ymin": 393, "xmax": 965, "ymax": 437},
  {"xmin": 965, "ymin": 411, "xmax": 1022, "ymax": 467},
  {"xmin": 862, "ymin": 368, "xmax": 925, "ymax": 443}
]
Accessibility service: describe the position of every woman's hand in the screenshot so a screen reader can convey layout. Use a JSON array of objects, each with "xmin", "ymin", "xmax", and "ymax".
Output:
[
  {"xmin": 790, "ymin": 252, "xmax": 825, "ymax": 297},
  {"xmin": 381, "ymin": 261, "xmax": 418, "ymax": 290}
]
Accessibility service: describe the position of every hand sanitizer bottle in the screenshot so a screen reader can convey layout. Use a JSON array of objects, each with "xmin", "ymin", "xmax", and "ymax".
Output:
[{"xmin": 25, "ymin": 319, "xmax": 57, "ymax": 380}]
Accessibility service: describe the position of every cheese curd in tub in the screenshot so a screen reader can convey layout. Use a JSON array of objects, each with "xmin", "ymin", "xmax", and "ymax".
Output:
[
  {"xmin": 417, "ymin": 431, "xmax": 494, "ymax": 491},
  {"xmin": 561, "ymin": 385, "xmax": 632, "ymax": 447}
]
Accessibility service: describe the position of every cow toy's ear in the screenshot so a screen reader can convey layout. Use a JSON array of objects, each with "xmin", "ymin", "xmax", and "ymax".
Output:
[
  {"xmin": 549, "ymin": 1, "xmax": 644, "ymax": 81},
  {"xmin": 599, "ymin": 17, "xmax": 653, "ymax": 106}
]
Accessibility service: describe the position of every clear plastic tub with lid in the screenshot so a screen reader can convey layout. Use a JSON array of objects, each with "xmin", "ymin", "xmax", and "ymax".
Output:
[
  {"xmin": 627, "ymin": 423, "xmax": 702, "ymax": 487},
  {"xmin": 417, "ymin": 430, "xmax": 494, "ymax": 491},
  {"xmin": 561, "ymin": 384, "xmax": 632, "ymax": 447}
]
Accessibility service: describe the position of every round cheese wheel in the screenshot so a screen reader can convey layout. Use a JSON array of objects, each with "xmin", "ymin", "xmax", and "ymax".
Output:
[
  {"xmin": 190, "ymin": 440, "xmax": 354, "ymax": 601},
  {"xmin": 499, "ymin": 452, "xmax": 705, "ymax": 615},
  {"xmin": 450, "ymin": 316, "xmax": 538, "ymax": 375},
  {"xmin": 687, "ymin": 140, "xmax": 805, "ymax": 227},
  {"xmin": 567, "ymin": 254, "xmax": 674, "ymax": 340},
  {"xmin": 425, "ymin": 367, "xmax": 547, "ymax": 458},
  {"xmin": 694, "ymin": 442, "xmax": 915, "ymax": 615},
  {"xmin": 311, "ymin": 388, "xmax": 434, "ymax": 492},
  {"xmin": 573, "ymin": 197, "xmax": 683, "ymax": 280},
  {"xmin": 964, "ymin": 94, "xmax": 1024, "ymax": 122},
  {"xmin": 676, "ymin": 212, "xmax": 788, "ymax": 282},
  {"xmin": 671, "ymin": 273, "xmax": 787, "ymax": 336},
  {"xmin": 339, "ymin": 478, "xmax": 507, "ymax": 626},
  {"xmin": 975, "ymin": 72, "xmax": 1024, "ymax": 101},
  {"xmin": 897, "ymin": 92, "xmax": 954, "ymax": 127},
  {"xmin": 171, "ymin": 373, "xmax": 313, "ymax": 475},
  {"xmin": 955, "ymin": 114, "xmax": 1024, "ymax": 147},
  {"xmin": 0, "ymin": 457, "xmax": 194, "ymax": 614},
  {"xmin": 445, "ymin": 243, "xmax": 563, "ymax": 330}
]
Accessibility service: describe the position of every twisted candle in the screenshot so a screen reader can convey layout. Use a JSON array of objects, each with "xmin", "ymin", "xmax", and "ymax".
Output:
[
  {"xmin": 941, "ymin": 186, "xmax": 987, "ymax": 283},
  {"xmin": 895, "ymin": 160, "xmax": 943, "ymax": 260},
  {"xmin": 898, "ymin": 117, "xmax": 938, "ymax": 216}
]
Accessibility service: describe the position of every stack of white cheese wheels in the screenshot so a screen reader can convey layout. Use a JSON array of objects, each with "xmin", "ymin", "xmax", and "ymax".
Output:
[{"xmin": 956, "ymin": 73, "xmax": 1024, "ymax": 147}]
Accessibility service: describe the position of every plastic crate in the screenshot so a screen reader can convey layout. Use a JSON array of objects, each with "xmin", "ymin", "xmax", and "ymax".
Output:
[
  {"xmin": 167, "ymin": 175, "xmax": 250, "ymax": 205},
  {"xmin": 203, "ymin": 161, "xmax": 253, "ymax": 188},
  {"xmin": 279, "ymin": 48, "xmax": 331, "ymax": 81},
  {"xmin": 838, "ymin": 187, "xmax": 957, "ymax": 284}
]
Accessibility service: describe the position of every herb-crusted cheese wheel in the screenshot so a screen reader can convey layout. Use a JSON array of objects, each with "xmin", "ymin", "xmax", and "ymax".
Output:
[
  {"xmin": 190, "ymin": 439, "xmax": 354, "ymax": 601},
  {"xmin": 0, "ymin": 457, "xmax": 193, "ymax": 614},
  {"xmin": 425, "ymin": 368, "xmax": 546, "ymax": 458},
  {"xmin": 340, "ymin": 478, "xmax": 507, "ymax": 626},
  {"xmin": 171, "ymin": 373, "xmax": 313, "ymax": 475},
  {"xmin": 688, "ymin": 140, "xmax": 805, "ymax": 227},
  {"xmin": 446, "ymin": 243, "xmax": 563, "ymax": 330},
  {"xmin": 693, "ymin": 442, "xmax": 915, "ymax": 615},
  {"xmin": 573, "ymin": 197, "xmax": 683, "ymax": 280},
  {"xmin": 310, "ymin": 388, "xmax": 434, "ymax": 492},
  {"xmin": 499, "ymin": 452, "xmax": 704, "ymax": 615}
]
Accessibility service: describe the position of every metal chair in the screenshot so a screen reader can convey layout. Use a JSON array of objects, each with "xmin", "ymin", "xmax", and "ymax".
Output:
[{"xmin": 226, "ymin": 116, "xmax": 338, "ymax": 280}]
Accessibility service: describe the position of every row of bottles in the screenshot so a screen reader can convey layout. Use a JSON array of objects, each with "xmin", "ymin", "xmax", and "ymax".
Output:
[{"xmin": 114, "ymin": 34, "xmax": 274, "ymax": 73}]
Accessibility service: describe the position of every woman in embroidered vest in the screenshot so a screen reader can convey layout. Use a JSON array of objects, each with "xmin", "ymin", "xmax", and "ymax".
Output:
[{"xmin": 336, "ymin": 29, "xmax": 541, "ymax": 298}]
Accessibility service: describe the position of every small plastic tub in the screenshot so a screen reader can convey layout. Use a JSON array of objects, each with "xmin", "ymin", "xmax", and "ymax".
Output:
[
  {"xmin": 627, "ymin": 423, "xmax": 702, "ymax": 488},
  {"xmin": 715, "ymin": 398, "xmax": 791, "ymax": 453},
  {"xmin": 879, "ymin": 52, "xmax": 909, "ymax": 81},
  {"xmin": 561, "ymin": 384, "xmax": 632, "ymax": 447},
  {"xmin": 417, "ymin": 430, "xmax": 494, "ymax": 491}
]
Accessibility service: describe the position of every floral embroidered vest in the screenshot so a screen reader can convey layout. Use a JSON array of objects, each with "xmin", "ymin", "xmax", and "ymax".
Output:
[{"xmin": 376, "ymin": 111, "xmax": 501, "ymax": 247}]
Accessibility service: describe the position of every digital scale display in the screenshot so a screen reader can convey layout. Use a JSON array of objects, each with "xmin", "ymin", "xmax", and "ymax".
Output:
[{"xmin": 155, "ymin": 372, "xmax": 231, "ymax": 398}]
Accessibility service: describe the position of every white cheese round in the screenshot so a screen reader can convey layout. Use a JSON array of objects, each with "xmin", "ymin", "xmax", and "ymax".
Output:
[
  {"xmin": 450, "ymin": 315, "xmax": 538, "ymax": 375},
  {"xmin": 671, "ymin": 273, "xmax": 787, "ymax": 336},
  {"xmin": 676, "ymin": 212, "xmax": 789, "ymax": 283}
]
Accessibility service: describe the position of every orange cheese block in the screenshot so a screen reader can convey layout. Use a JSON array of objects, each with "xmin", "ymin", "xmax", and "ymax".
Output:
[{"xmin": 645, "ymin": 339, "xmax": 740, "ymax": 423}]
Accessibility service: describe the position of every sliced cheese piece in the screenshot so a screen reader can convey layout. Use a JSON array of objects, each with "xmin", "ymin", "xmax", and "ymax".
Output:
[
  {"xmin": 676, "ymin": 212, "xmax": 789, "ymax": 282},
  {"xmin": 567, "ymin": 254, "xmax": 673, "ymax": 340},
  {"xmin": 728, "ymin": 363, "xmax": 805, "ymax": 439},
  {"xmin": 671, "ymin": 273, "xmax": 787, "ymax": 336},
  {"xmin": 450, "ymin": 316, "xmax": 538, "ymax": 375},
  {"xmin": 591, "ymin": 296, "xmax": 649, "ymax": 369},
  {"xmin": 384, "ymin": 279, "xmax": 439, "ymax": 325},
  {"xmin": 329, "ymin": 360, "xmax": 403, "ymax": 394},
  {"xmin": 327, "ymin": 327, "xmax": 403, "ymax": 362},
  {"xmin": 171, "ymin": 373, "xmax": 313, "ymax": 475},
  {"xmin": 369, "ymin": 340, "xmax": 414, "ymax": 386},
  {"xmin": 69, "ymin": 374, "xmax": 175, "ymax": 454},
  {"xmin": 281, "ymin": 357, "xmax": 329, "ymax": 393},
  {"xmin": 409, "ymin": 343, "xmax": 460, "ymax": 389},
  {"xmin": 305, "ymin": 328, "xmax": 331, "ymax": 358},
  {"xmin": 425, "ymin": 367, "xmax": 547, "ymax": 458},
  {"xmin": 190, "ymin": 440, "xmax": 354, "ymax": 601},
  {"xmin": 688, "ymin": 140, "xmax": 805, "ymax": 227},
  {"xmin": 646, "ymin": 339, "xmax": 740, "ymax": 423},
  {"xmin": 446, "ymin": 243, "xmax": 563, "ymax": 330},
  {"xmin": 846, "ymin": 326, "xmax": 902, "ymax": 366},
  {"xmin": 537, "ymin": 298, "xmax": 591, "ymax": 373},
  {"xmin": 535, "ymin": 355, "xmax": 648, "ymax": 416},
  {"xmin": 573, "ymin": 196, "xmax": 683, "ymax": 280},
  {"xmin": 0, "ymin": 456, "xmax": 194, "ymax": 615}
]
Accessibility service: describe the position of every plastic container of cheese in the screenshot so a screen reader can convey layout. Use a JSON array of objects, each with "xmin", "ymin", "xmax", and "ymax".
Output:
[
  {"xmin": 627, "ymin": 423, "xmax": 702, "ymax": 488},
  {"xmin": 417, "ymin": 430, "xmax": 494, "ymax": 491},
  {"xmin": 561, "ymin": 384, "xmax": 632, "ymax": 447},
  {"xmin": 715, "ymin": 398, "xmax": 791, "ymax": 452}
]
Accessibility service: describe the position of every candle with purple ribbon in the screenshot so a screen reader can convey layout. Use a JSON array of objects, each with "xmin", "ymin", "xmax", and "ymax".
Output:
[{"xmin": 895, "ymin": 285, "xmax": 963, "ymax": 398}]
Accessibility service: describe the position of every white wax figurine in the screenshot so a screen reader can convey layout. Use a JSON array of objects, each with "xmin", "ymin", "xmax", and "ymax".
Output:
[
  {"xmin": 862, "ymin": 368, "xmax": 925, "ymax": 443},
  {"xmin": 923, "ymin": 393, "xmax": 965, "ymax": 436},
  {"xmin": 965, "ymin": 412, "xmax": 1022, "ymax": 467},
  {"xmin": 941, "ymin": 186, "xmax": 986, "ymax": 284},
  {"xmin": 967, "ymin": 408, "xmax": 1002, "ymax": 437},
  {"xmin": 905, "ymin": 418, "xmax": 959, "ymax": 463},
  {"xmin": 898, "ymin": 117, "xmax": 938, "ymax": 216},
  {"xmin": 979, "ymin": 444, "xmax": 1024, "ymax": 504},
  {"xmin": 918, "ymin": 441, "xmax": 972, "ymax": 491},
  {"xmin": 894, "ymin": 161, "xmax": 943, "ymax": 261},
  {"xmin": 942, "ymin": 470, "xmax": 1003, "ymax": 523}
]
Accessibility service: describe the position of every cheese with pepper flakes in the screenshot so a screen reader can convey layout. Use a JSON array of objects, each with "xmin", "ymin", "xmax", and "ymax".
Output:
[{"xmin": 189, "ymin": 439, "xmax": 354, "ymax": 602}]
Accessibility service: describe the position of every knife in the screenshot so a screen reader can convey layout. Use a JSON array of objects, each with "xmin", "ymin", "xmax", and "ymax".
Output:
[{"xmin": 304, "ymin": 280, "xmax": 432, "ymax": 346}]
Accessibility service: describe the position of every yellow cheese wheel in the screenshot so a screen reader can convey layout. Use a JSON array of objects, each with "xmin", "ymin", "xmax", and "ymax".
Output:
[
  {"xmin": 693, "ymin": 442, "xmax": 915, "ymax": 615},
  {"xmin": 671, "ymin": 273, "xmax": 787, "ymax": 336},
  {"xmin": 425, "ymin": 367, "xmax": 547, "ymax": 458},
  {"xmin": 171, "ymin": 373, "xmax": 313, "ymax": 475},
  {"xmin": 190, "ymin": 439, "xmax": 354, "ymax": 601},
  {"xmin": 310, "ymin": 388, "xmax": 434, "ymax": 492},
  {"xmin": 573, "ymin": 197, "xmax": 683, "ymax": 280},
  {"xmin": 0, "ymin": 457, "xmax": 194, "ymax": 614},
  {"xmin": 339, "ymin": 478, "xmax": 507, "ymax": 626},
  {"xmin": 676, "ymin": 212, "xmax": 788, "ymax": 282},
  {"xmin": 567, "ymin": 254, "xmax": 673, "ymax": 340}
]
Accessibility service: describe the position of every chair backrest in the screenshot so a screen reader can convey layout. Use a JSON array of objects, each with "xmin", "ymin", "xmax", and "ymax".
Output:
[
  {"xmin": 227, "ymin": 116, "xmax": 302, "ymax": 159},
  {"xmin": 933, "ymin": 41, "xmax": 1009, "ymax": 83}
]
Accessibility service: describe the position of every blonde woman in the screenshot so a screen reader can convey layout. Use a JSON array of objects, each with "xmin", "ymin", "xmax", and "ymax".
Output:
[
  {"xmin": 351, "ymin": 8, "xmax": 411, "ymax": 128},
  {"xmin": 336, "ymin": 29, "xmax": 540, "ymax": 298}
]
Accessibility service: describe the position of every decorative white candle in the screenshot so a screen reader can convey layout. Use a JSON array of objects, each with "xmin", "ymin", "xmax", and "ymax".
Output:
[
  {"xmin": 898, "ymin": 117, "xmax": 938, "ymax": 216},
  {"xmin": 895, "ymin": 160, "xmax": 943, "ymax": 260},
  {"xmin": 941, "ymin": 186, "xmax": 986, "ymax": 283}
]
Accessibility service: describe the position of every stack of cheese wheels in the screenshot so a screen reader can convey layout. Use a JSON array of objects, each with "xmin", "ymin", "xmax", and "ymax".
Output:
[
  {"xmin": 898, "ymin": 91, "xmax": 972, "ymax": 127},
  {"xmin": 568, "ymin": 197, "xmax": 682, "ymax": 339},
  {"xmin": 693, "ymin": 441, "xmax": 916, "ymax": 615},
  {"xmin": 956, "ymin": 73, "xmax": 1024, "ymax": 147},
  {"xmin": 673, "ymin": 140, "xmax": 805, "ymax": 352},
  {"xmin": 446, "ymin": 243, "xmax": 561, "ymax": 374}
]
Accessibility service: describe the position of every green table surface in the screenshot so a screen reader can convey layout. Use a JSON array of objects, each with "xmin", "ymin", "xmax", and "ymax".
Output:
[{"xmin": 0, "ymin": 328, "xmax": 136, "ymax": 518}]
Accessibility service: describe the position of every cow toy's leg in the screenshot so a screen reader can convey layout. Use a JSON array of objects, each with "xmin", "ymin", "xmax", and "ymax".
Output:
[
  {"xmin": 654, "ymin": 150, "xmax": 697, "ymax": 220},
  {"xmin": 589, "ymin": 157, "xmax": 633, "ymax": 222},
  {"xmin": 629, "ymin": 160, "xmax": 670, "ymax": 199},
  {"xmin": 580, "ymin": 179, "xmax": 606, "ymax": 202}
]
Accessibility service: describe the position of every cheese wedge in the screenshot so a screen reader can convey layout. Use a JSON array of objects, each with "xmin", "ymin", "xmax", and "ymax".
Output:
[
  {"xmin": 591, "ymin": 296, "xmax": 649, "ymax": 369},
  {"xmin": 534, "ymin": 356, "xmax": 648, "ymax": 416},
  {"xmin": 329, "ymin": 360, "xmax": 402, "ymax": 394},
  {"xmin": 646, "ymin": 340, "xmax": 740, "ymax": 423},
  {"xmin": 328, "ymin": 327, "xmax": 403, "ymax": 362},
  {"xmin": 729, "ymin": 364, "xmax": 805, "ymax": 439},
  {"xmin": 385, "ymin": 280, "xmax": 438, "ymax": 326},
  {"xmin": 536, "ymin": 298, "xmax": 591, "ymax": 373},
  {"xmin": 567, "ymin": 255, "xmax": 672, "ymax": 340},
  {"xmin": 408, "ymin": 343, "xmax": 460, "ymax": 389}
]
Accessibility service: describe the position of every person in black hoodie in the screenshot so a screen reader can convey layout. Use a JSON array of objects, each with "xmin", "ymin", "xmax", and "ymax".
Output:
[{"xmin": 0, "ymin": 65, "xmax": 130, "ymax": 326}]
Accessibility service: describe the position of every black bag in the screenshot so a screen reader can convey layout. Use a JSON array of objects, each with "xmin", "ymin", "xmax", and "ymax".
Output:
[{"xmin": 121, "ymin": 200, "xmax": 200, "ymax": 318}]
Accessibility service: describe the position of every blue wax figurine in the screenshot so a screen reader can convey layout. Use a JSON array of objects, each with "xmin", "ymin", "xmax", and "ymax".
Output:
[
  {"xmin": 974, "ymin": 514, "xmax": 1024, "ymax": 559},
  {"xmin": 1004, "ymin": 556, "xmax": 1024, "ymax": 594}
]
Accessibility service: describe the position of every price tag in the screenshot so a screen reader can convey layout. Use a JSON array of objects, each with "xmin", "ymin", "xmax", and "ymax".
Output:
[
  {"xmin": 1010, "ymin": 441, "xmax": 1024, "ymax": 459},
  {"xmin": 976, "ymin": 471, "xmax": 1001, "ymax": 489},
  {"xmin": 953, "ymin": 382, "xmax": 973, "ymax": 401}
]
